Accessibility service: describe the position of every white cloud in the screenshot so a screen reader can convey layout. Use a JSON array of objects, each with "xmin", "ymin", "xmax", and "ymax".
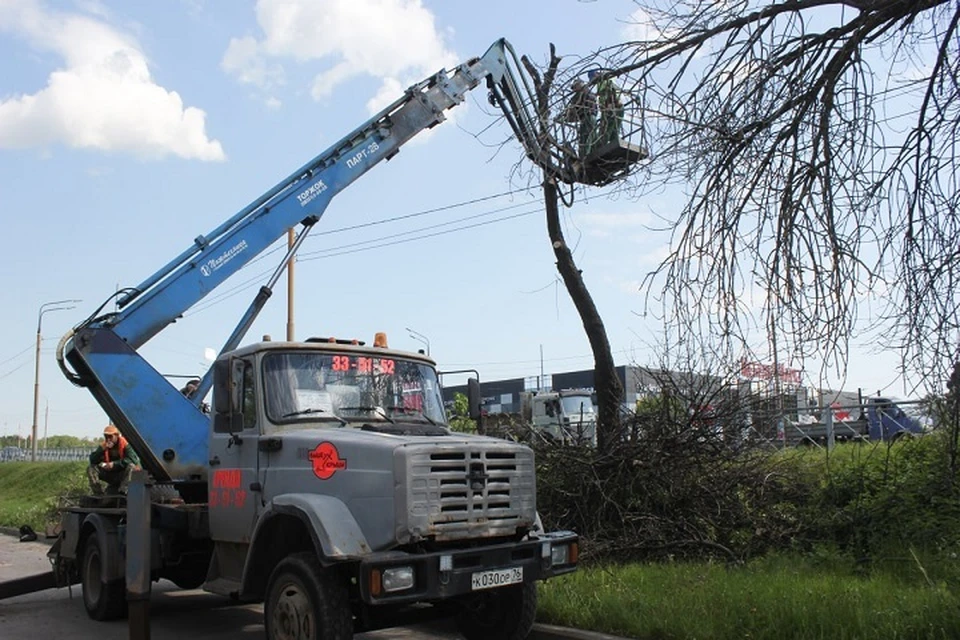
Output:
[
  {"xmin": 224, "ymin": 0, "xmax": 457, "ymax": 114},
  {"xmin": 365, "ymin": 76, "xmax": 403, "ymax": 115},
  {"xmin": 0, "ymin": 0, "xmax": 224, "ymax": 161},
  {"xmin": 222, "ymin": 35, "xmax": 284, "ymax": 91},
  {"xmin": 621, "ymin": 8, "xmax": 673, "ymax": 42},
  {"xmin": 310, "ymin": 60, "xmax": 355, "ymax": 101}
]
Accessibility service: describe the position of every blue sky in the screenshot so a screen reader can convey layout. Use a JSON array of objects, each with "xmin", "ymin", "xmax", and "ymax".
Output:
[{"xmin": 0, "ymin": 0, "xmax": 909, "ymax": 440}]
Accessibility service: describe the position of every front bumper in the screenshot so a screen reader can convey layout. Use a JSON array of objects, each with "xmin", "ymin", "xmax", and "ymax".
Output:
[{"xmin": 357, "ymin": 531, "xmax": 578, "ymax": 605}]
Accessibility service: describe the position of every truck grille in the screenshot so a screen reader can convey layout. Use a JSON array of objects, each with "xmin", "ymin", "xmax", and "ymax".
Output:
[{"xmin": 400, "ymin": 444, "xmax": 536, "ymax": 543}]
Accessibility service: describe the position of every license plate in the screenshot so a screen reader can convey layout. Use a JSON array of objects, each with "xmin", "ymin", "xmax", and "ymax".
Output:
[{"xmin": 470, "ymin": 566, "xmax": 523, "ymax": 591}]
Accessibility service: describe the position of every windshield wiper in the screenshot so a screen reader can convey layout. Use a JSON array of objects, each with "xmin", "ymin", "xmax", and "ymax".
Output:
[
  {"xmin": 337, "ymin": 406, "xmax": 396, "ymax": 423},
  {"xmin": 386, "ymin": 406, "xmax": 437, "ymax": 425},
  {"xmin": 281, "ymin": 408, "xmax": 347, "ymax": 426}
]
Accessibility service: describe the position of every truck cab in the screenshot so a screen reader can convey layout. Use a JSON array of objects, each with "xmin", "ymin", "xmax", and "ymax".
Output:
[
  {"xmin": 865, "ymin": 397, "xmax": 925, "ymax": 441},
  {"xmin": 526, "ymin": 390, "xmax": 597, "ymax": 446},
  {"xmin": 205, "ymin": 334, "xmax": 579, "ymax": 637}
]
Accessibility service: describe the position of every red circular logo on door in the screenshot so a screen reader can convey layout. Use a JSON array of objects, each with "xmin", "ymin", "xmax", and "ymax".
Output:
[{"xmin": 309, "ymin": 442, "xmax": 347, "ymax": 480}]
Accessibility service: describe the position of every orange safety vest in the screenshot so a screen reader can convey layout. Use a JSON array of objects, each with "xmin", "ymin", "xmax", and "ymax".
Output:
[{"xmin": 103, "ymin": 436, "xmax": 128, "ymax": 463}]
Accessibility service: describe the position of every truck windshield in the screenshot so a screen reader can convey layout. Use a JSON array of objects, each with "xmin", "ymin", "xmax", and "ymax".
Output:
[
  {"xmin": 561, "ymin": 395, "xmax": 595, "ymax": 418},
  {"xmin": 262, "ymin": 351, "xmax": 446, "ymax": 428}
]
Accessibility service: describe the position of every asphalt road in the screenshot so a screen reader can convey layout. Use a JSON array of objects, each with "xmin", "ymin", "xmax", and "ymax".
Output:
[
  {"xmin": 0, "ymin": 533, "xmax": 622, "ymax": 640},
  {"xmin": 0, "ymin": 533, "xmax": 464, "ymax": 640}
]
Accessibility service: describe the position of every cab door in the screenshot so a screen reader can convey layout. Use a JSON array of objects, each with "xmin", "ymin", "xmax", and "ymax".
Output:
[{"xmin": 208, "ymin": 358, "xmax": 261, "ymax": 543}]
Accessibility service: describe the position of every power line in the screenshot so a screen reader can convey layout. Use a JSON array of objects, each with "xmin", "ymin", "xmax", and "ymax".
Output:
[
  {"xmin": 300, "ymin": 208, "xmax": 541, "ymax": 262},
  {"xmin": 0, "ymin": 360, "xmax": 29, "ymax": 380},
  {"xmin": 300, "ymin": 199, "xmax": 535, "ymax": 258},
  {"xmin": 0, "ymin": 343, "xmax": 34, "ymax": 366},
  {"xmin": 313, "ymin": 188, "xmax": 532, "ymax": 237},
  {"xmin": 442, "ymin": 348, "xmax": 637, "ymax": 369},
  {"xmin": 181, "ymin": 176, "xmax": 617, "ymax": 319},
  {"xmin": 188, "ymin": 265, "xmax": 277, "ymax": 315},
  {"xmin": 191, "ymin": 190, "xmax": 536, "ymax": 300},
  {"xmin": 190, "ymin": 209, "xmax": 541, "ymax": 314},
  {"xmin": 188, "ymin": 194, "xmax": 546, "ymax": 315}
]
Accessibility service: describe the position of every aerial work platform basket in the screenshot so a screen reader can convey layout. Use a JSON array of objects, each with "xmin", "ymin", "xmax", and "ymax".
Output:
[{"xmin": 572, "ymin": 138, "xmax": 648, "ymax": 186}]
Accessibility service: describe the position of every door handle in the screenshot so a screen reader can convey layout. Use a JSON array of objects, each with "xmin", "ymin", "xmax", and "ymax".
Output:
[
  {"xmin": 209, "ymin": 456, "xmax": 221, "ymax": 466},
  {"xmin": 259, "ymin": 438, "xmax": 282, "ymax": 453}
]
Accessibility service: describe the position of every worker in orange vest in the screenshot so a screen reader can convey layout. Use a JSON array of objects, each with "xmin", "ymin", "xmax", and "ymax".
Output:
[{"xmin": 87, "ymin": 424, "xmax": 141, "ymax": 495}]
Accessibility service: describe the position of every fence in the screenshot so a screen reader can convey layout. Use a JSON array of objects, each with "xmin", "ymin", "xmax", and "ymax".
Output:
[
  {"xmin": 739, "ymin": 398, "xmax": 929, "ymax": 450},
  {"xmin": 0, "ymin": 447, "xmax": 90, "ymax": 463}
]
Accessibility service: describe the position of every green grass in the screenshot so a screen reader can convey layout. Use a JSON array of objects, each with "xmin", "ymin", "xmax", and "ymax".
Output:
[
  {"xmin": 537, "ymin": 555, "xmax": 960, "ymax": 639},
  {"xmin": 0, "ymin": 461, "xmax": 87, "ymax": 532},
  {"xmin": 6, "ymin": 459, "xmax": 960, "ymax": 639}
]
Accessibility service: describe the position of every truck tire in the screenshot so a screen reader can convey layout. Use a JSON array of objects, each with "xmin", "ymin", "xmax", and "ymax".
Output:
[
  {"xmin": 81, "ymin": 534, "xmax": 127, "ymax": 620},
  {"xmin": 264, "ymin": 552, "xmax": 352, "ymax": 640},
  {"xmin": 456, "ymin": 582, "xmax": 537, "ymax": 640}
]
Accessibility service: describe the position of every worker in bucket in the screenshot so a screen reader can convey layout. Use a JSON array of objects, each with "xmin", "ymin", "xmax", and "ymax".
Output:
[
  {"xmin": 562, "ymin": 78, "xmax": 598, "ymax": 159},
  {"xmin": 590, "ymin": 69, "xmax": 624, "ymax": 147},
  {"xmin": 87, "ymin": 424, "xmax": 141, "ymax": 495}
]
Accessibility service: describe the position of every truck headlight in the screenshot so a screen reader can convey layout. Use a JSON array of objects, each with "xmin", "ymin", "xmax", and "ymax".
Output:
[
  {"xmin": 381, "ymin": 566, "xmax": 415, "ymax": 593},
  {"xmin": 550, "ymin": 543, "xmax": 578, "ymax": 566}
]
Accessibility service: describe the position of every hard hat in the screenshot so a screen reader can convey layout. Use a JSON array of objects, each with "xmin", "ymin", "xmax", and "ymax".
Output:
[{"xmin": 103, "ymin": 424, "xmax": 120, "ymax": 436}]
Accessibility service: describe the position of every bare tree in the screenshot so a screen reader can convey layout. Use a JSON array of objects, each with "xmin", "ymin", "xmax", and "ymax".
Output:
[
  {"xmin": 638, "ymin": 0, "xmax": 959, "ymax": 391},
  {"xmin": 516, "ymin": 0, "xmax": 959, "ymax": 395},
  {"xmin": 515, "ymin": 45, "xmax": 625, "ymax": 453}
]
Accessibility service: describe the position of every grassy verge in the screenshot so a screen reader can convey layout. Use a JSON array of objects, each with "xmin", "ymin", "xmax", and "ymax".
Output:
[
  {"xmin": 0, "ymin": 461, "xmax": 87, "ymax": 532},
  {"xmin": 6, "ymin": 461, "xmax": 960, "ymax": 639},
  {"xmin": 538, "ymin": 555, "xmax": 960, "ymax": 639}
]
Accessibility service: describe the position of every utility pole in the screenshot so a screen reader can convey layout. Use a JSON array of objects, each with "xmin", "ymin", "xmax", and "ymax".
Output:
[
  {"xmin": 32, "ymin": 299, "xmax": 80, "ymax": 462},
  {"xmin": 540, "ymin": 344, "xmax": 544, "ymax": 391}
]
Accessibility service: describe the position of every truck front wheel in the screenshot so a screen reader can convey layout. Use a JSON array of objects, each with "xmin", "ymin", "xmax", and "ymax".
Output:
[
  {"xmin": 81, "ymin": 534, "xmax": 126, "ymax": 620},
  {"xmin": 456, "ymin": 582, "xmax": 537, "ymax": 640},
  {"xmin": 264, "ymin": 552, "xmax": 352, "ymax": 640}
]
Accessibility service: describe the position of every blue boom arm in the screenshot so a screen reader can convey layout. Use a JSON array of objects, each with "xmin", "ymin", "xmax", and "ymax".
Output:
[{"xmin": 57, "ymin": 39, "xmax": 549, "ymax": 484}]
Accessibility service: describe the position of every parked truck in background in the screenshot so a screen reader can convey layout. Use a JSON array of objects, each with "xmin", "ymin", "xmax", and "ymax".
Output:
[
  {"xmin": 479, "ymin": 389, "xmax": 597, "ymax": 446},
  {"xmin": 1, "ymin": 38, "xmax": 643, "ymax": 640},
  {"xmin": 521, "ymin": 390, "xmax": 597, "ymax": 445},
  {"xmin": 780, "ymin": 396, "xmax": 925, "ymax": 446}
]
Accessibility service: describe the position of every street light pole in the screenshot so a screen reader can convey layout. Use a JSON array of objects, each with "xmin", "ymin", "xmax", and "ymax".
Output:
[
  {"xmin": 32, "ymin": 299, "xmax": 80, "ymax": 462},
  {"xmin": 405, "ymin": 327, "xmax": 430, "ymax": 356}
]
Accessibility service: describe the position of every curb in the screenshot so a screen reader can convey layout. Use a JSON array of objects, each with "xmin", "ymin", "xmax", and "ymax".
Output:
[
  {"xmin": 531, "ymin": 623, "xmax": 634, "ymax": 640},
  {"xmin": 1, "ymin": 526, "xmax": 56, "ymax": 544}
]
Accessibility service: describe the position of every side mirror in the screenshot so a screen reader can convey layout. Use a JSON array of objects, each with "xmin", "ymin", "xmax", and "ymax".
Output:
[
  {"xmin": 467, "ymin": 378, "xmax": 481, "ymax": 420},
  {"xmin": 213, "ymin": 358, "xmax": 231, "ymax": 415},
  {"xmin": 213, "ymin": 357, "xmax": 245, "ymax": 434},
  {"xmin": 230, "ymin": 358, "xmax": 245, "ymax": 411},
  {"xmin": 213, "ymin": 357, "xmax": 245, "ymax": 413}
]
